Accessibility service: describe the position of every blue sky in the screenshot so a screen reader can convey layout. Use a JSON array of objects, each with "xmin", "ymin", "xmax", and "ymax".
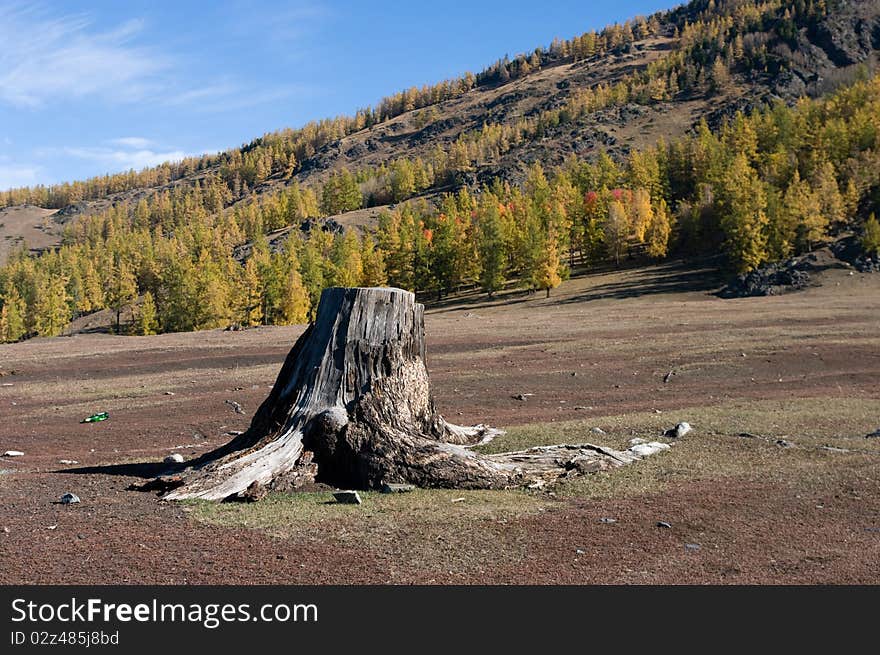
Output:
[{"xmin": 0, "ymin": 0, "xmax": 675, "ymax": 190}]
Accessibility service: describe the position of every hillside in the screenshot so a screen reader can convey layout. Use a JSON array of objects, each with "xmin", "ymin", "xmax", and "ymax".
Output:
[
  {"xmin": 3, "ymin": 1, "xmax": 878, "ymax": 255},
  {"xmin": 1, "ymin": 0, "xmax": 880, "ymax": 341}
]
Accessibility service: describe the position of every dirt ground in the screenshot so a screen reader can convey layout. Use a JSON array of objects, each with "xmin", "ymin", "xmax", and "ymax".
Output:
[
  {"xmin": 1, "ymin": 260, "xmax": 879, "ymax": 584},
  {"xmin": 0, "ymin": 204, "xmax": 63, "ymax": 265}
]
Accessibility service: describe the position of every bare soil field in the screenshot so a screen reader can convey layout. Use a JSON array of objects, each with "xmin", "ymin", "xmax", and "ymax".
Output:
[
  {"xmin": 0, "ymin": 205, "xmax": 63, "ymax": 265},
  {"xmin": 1, "ymin": 261, "xmax": 879, "ymax": 584}
]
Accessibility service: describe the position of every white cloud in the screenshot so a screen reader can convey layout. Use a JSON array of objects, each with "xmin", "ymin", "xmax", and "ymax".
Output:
[
  {"xmin": 0, "ymin": 4, "xmax": 168, "ymax": 108},
  {"xmin": 163, "ymin": 83, "xmax": 240, "ymax": 107},
  {"xmin": 109, "ymin": 137, "xmax": 154, "ymax": 149},
  {"xmin": 223, "ymin": 1, "xmax": 330, "ymax": 46},
  {"xmin": 61, "ymin": 146, "xmax": 190, "ymax": 171},
  {"xmin": 165, "ymin": 84, "xmax": 310, "ymax": 114},
  {"xmin": 0, "ymin": 163, "xmax": 40, "ymax": 190}
]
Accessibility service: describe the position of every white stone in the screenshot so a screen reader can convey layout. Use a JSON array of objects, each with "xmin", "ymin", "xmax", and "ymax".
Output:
[
  {"xmin": 665, "ymin": 422, "xmax": 692, "ymax": 438},
  {"xmin": 2, "ymin": 450, "xmax": 24, "ymax": 457},
  {"xmin": 628, "ymin": 442, "xmax": 671, "ymax": 458},
  {"xmin": 164, "ymin": 453, "xmax": 185, "ymax": 464}
]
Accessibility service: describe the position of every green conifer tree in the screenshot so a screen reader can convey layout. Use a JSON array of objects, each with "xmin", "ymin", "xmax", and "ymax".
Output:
[{"xmin": 134, "ymin": 291, "xmax": 159, "ymax": 335}]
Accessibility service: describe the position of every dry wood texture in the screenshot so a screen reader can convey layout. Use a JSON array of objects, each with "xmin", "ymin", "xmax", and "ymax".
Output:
[{"xmin": 163, "ymin": 287, "xmax": 666, "ymax": 501}]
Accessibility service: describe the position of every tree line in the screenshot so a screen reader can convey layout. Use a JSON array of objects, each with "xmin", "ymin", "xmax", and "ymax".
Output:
[
  {"xmin": 2, "ymin": 67, "xmax": 879, "ymax": 342},
  {"xmin": 2, "ymin": 0, "xmax": 842, "ymax": 213}
]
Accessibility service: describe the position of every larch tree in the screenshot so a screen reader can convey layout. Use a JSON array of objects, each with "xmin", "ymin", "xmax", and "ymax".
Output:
[
  {"xmin": 783, "ymin": 170, "xmax": 825, "ymax": 252},
  {"xmin": 630, "ymin": 188, "xmax": 654, "ymax": 242},
  {"xmin": 426, "ymin": 212, "xmax": 458, "ymax": 300},
  {"xmin": 477, "ymin": 199, "xmax": 506, "ymax": 297},
  {"xmin": 813, "ymin": 161, "xmax": 845, "ymax": 227},
  {"xmin": 535, "ymin": 226, "xmax": 563, "ymax": 297},
  {"xmin": 330, "ymin": 230, "xmax": 364, "ymax": 288},
  {"xmin": 298, "ymin": 237, "xmax": 327, "ymax": 320},
  {"xmin": 605, "ymin": 198, "xmax": 630, "ymax": 266},
  {"xmin": 134, "ymin": 291, "xmax": 159, "ymax": 336},
  {"xmin": 863, "ymin": 214, "xmax": 880, "ymax": 256},
  {"xmin": 193, "ymin": 252, "xmax": 233, "ymax": 329},
  {"xmin": 646, "ymin": 198, "xmax": 672, "ymax": 258},
  {"xmin": 390, "ymin": 159, "xmax": 417, "ymax": 202},
  {"xmin": 106, "ymin": 258, "xmax": 138, "ymax": 335},
  {"xmin": 0, "ymin": 285, "xmax": 26, "ymax": 342},
  {"xmin": 79, "ymin": 261, "xmax": 105, "ymax": 314},
  {"xmin": 321, "ymin": 169, "xmax": 362, "ymax": 215},
  {"xmin": 359, "ymin": 234, "xmax": 387, "ymax": 287},
  {"xmin": 0, "ymin": 305, "xmax": 11, "ymax": 343},
  {"xmin": 627, "ymin": 149, "xmax": 663, "ymax": 201},
  {"xmin": 718, "ymin": 153, "xmax": 769, "ymax": 272},
  {"xmin": 709, "ymin": 57, "xmax": 731, "ymax": 93},
  {"xmin": 241, "ymin": 257, "xmax": 264, "ymax": 327},
  {"xmin": 277, "ymin": 264, "xmax": 311, "ymax": 325},
  {"xmin": 34, "ymin": 272, "xmax": 71, "ymax": 337}
]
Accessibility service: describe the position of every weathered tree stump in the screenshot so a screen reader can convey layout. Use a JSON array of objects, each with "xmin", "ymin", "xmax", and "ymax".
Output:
[{"xmin": 163, "ymin": 287, "xmax": 668, "ymax": 501}]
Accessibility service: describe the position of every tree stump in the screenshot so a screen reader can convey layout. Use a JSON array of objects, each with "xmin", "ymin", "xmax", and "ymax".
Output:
[{"xmin": 163, "ymin": 287, "xmax": 668, "ymax": 501}]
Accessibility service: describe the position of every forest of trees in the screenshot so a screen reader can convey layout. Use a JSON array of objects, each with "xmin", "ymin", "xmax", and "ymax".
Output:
[
  {"xmin": 2, "ymin": 68, "xmax": 879, "ymax": 343},
  {"xmin": 1, "ymin": 0, "xmax": 846, "ymax": 211}
]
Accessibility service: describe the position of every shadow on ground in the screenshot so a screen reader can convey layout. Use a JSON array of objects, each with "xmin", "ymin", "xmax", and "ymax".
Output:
[
  {"xmin": 58, "ymin": 462, "xmax": 176, "ymax": 479},
  {"xmin": 422, "ymin": 259, "xmax": 724, "ymax": 313},
  {"xmin": 559, "ymin": 261, "xmax": 724, "ymax": 305}
]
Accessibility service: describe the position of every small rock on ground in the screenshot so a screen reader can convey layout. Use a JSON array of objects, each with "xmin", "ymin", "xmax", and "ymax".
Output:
[
  {"xmin": 333, "ymin": 490, "xmax": 362, "ymax": 505},
  {"xmin": 224, "ymin": 399, "xmax": 245, "ymax": 414},
  {"xmin": 664, "ymin": 422, "xmax": 692, "ymax": 438},
  {"xmin": 60, "ymin": 493, "xmax": 80, "ymax": 504},
  {"xmin": 59, "ymin": 459, "xmax": 79, "ymax": 465},
  {"xmin": 629, "ymin": 442, "xmax": 671, "ymax": 457},
  {"xmin": 590, "ymin": 427, "xmax": 607, "ymax": 435},
  {"xmin": 2, "ymin": 450, "xmax": 24, "ymax": 457},
  {"xmin": 656, "ymin": 521, "xmax": 672, "ymax": 529},
  {"xmin": 598, "ymin": 517, "xmax": 617, "ymax": 524},
  {"xmin": 381, "ymin": 483, "xmax": 416, "ymax": 494},
  {"xmin": 164, "ymin": 453, "xmax": 184, "ymax": 464}
]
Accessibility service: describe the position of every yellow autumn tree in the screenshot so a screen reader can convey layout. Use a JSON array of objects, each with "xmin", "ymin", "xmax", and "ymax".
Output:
[
  {"xmin": 646, "ymin": 198, "xmax": 672, "ymax": 258},
  {"xmin": 277, "ymin": 265, "xmax": 311, "ymax": 325},
  {"xmin": 631, "ymin": 188, "xmax": 654, "ymax": 242},
  {"xmin": 134, "ymin": 291, "xmax": 159, "ymax": 335},
  {"xmin": 534, "ymin": 226, "xmax": 563, "ymax": 297}
]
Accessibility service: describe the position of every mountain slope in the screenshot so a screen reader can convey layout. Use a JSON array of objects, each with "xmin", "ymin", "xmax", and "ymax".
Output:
[
  {"xmin": 2, "ymin": 0, "xmax": 880, "ymax": 342},
  {"xmin": 2, "ymin": 0, "xmax": 878, "ymax": 261}
]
